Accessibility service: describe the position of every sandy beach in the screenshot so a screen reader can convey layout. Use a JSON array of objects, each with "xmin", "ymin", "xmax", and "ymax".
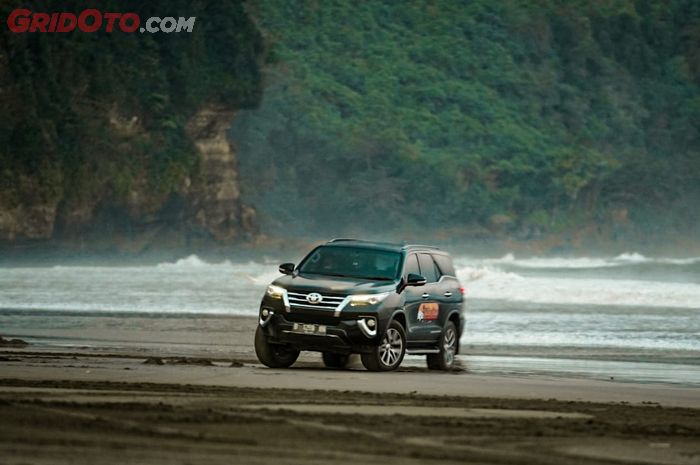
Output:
[{"xmin": 1, "ymin": 340, "xmax": 699, "ymax": 465}]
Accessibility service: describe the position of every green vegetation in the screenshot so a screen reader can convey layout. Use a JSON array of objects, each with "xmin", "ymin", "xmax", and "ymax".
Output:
[
  {"xmin": 2, "ymin": 0, "xmax": 698, "ymax": 246},
  {"xmin": 0, "ymin": 0, "xmax": 263, "ymax": 211},
  {"xmin": 235, "ymin": 0, "xmax": 700, "ymax": 239}
]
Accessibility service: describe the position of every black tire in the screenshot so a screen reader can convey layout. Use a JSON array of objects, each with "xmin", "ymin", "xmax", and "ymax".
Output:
[
  {"xmin": 361, "ymin": 320, "xmax": 406, "ymax": 372},
  {"xmin": 254, "ymin": 326, "xmax": 300, "ymax": 368},
  {"xmin": 322, "ymin": 352, "xmax": 350, "ymax": 369},
  {"xmin": 427, "ymin": 321, "xmax": 458, "ymax": 370}
]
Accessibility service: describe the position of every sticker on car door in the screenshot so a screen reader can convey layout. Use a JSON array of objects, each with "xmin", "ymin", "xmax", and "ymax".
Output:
[{"xmin": 417, "ymin": 302, "xmax": 439, "ymax": 321}]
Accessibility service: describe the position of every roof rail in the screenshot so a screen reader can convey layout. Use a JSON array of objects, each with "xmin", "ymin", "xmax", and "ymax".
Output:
[
  {"xmin": 326, "ymin": 238, "xmax": 440, "ymax": 250},
  {"xmin": 402, "ymin": 244, "xmax": 441, "ymax": 250}
]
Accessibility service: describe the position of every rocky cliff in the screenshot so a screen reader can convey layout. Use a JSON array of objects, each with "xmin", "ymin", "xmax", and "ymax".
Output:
[
  {"xmin": 0, "ymin": 106, "xmax": 255, "ymax": 251},
  {"xmin": 185, "ymin": 106, "xmax": 256, "ymax": 243},
  {"xmin": 0, "ymin": 0, "xmax": 264, "ymax": 253}
]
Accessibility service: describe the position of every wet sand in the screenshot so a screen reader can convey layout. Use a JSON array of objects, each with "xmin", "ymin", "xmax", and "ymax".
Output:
[
  {"xmin": 2, "ymin": 313, "xmax": 700, "ymax": 464},
  {"xmin": 1, "ymin": 350, "xmax": 699, "ymax": 464}
]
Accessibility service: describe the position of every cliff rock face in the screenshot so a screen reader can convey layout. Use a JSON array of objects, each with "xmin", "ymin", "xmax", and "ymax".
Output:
[
  {"xmin": 0, "ymin": 1, "xmax": 264, "ymax": 253},
  {"xmin": 0, "ymin": 190, "xmax": 60, "ymax": 241},
  {"xmin": 0, "ymin": 106, "xmax": 255, "ymax": 251},
  {"xmin": 185, "ymin": 105, "xmax": 255, "ymax": 243}
]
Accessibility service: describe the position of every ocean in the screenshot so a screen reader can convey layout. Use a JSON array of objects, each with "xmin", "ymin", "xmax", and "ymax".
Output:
[{"xmin": 1, "ymin": 251, "xmax": 699, "ymax": 383}]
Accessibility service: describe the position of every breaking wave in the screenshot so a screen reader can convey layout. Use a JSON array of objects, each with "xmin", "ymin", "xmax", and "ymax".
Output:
[
  {"xmin": 156, "ymin": 254, "xmax": 233, "ymax": 268},
  {"xmin": 456, "ymin": 264, "xmax": 700, "ymax": 309},
  {"xmin": 474, "ymin": 252, "xmax": 700, "ymax": 269}
]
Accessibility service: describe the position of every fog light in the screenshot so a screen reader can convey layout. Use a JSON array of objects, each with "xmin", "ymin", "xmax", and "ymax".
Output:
[
  {"xmin": 259, "ymin": 309, "xmax": 274, "ymax": 327},
  {"xmin": 357, "ymin": 318, "xmax": 377, "ymax": 338}
]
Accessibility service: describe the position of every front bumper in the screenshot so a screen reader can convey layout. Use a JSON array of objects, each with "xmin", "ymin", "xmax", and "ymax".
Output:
[{"xmin": 258, "ymin": 312, "xmax": 381, "ymax": 354}]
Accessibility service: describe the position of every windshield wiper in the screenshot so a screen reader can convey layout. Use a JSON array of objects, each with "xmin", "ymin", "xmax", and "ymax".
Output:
[
  {"xmin": 301, "ymin": 272, "xmax": 392, "ymax": 280},
  {"xmin": 308, "ymin": 272, "xmax": 355, "ymax": 278}
]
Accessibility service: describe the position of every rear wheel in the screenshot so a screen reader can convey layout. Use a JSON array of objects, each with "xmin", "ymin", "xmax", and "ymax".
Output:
[
  {"xmin": 322, "ymin": 352, "xmax": 350, "ymax": 369},
  {"xmin": 255, "ymin": 326, "xmax": 300, "ymax": 368},
  {"xmin": 427, "ymin": 321, "xmax": 457, "ymax": 370},
  {"xmin": 361, "ymin": 320, "xmax": 406, "ymax": 372}
]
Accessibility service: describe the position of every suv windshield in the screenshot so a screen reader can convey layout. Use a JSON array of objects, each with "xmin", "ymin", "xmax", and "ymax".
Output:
[{"xmin": 298, "ymin": 246, "xmax": 401, "ymax": 280}]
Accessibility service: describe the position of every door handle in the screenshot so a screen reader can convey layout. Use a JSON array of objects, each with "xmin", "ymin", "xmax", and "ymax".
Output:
[
  {"xmin": 421, "ymin": 293, "xmax": 430, "ymax": 299},
  {"xmin": 444, "ymin": 291, "xmax": 452, "ymax": 298}
]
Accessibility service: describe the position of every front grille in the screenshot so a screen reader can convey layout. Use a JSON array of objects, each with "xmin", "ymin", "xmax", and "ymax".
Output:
[
  {"xmin": 287, "ymin": 291, "xmax": 347, "ymax": 312},
  {"xmin": 284, "ymin": 312, "xmax": 340, "ymax": 326}
]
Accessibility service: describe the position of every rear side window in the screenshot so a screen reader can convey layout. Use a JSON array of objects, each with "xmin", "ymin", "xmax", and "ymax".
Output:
[
  {"xmin": 404, "ymin": 254, "xmax": 420, "ymax": 277},
  {"xmin": 432, "ymin": 254, "xmax": 456, "ymax": 277},
  {"xmin": 417, "ymin": 254, "xmax": 439, "ymax": 283}
]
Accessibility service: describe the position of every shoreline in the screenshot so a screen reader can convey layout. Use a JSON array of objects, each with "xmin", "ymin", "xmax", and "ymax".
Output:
[
  {"xmin": 4, "ymin": 343, "xmax": 700, "ymax": 387},
  {"xmin": 3, "ymin": 308, "xmax": 700, "ymax": 391},
  {"xmin": 3, "ymin": 312, "xmax": 699, "ymax": 371},
  {"xmin": 1, "ymin": 349, "xmax": 699, "ymax": 408}
]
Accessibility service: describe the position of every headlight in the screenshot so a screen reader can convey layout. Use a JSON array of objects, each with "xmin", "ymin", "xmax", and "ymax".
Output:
[
  {"xmin": 266, "ymin": 284, "xmax": 286, "ymax": 299},
  {"xmin": 349, "ymin": 292, "xmax": 390, "ymax": 307}
]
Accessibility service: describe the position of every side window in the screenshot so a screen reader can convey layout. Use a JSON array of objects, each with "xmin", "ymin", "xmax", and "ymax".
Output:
[
  {"xmin": 432, "ymin": 257, "xmax": 443, "ymax": 280},
  {"xmin": 404, "ymin": 254, "xmax": 420, "ymax": 277},
  {"xmin": 417, "ymin": 254, "xmax": 439, "ymax": 283},
  {"xmin": 433, "ymin": 254, "xmax": 456, "ymax": 277}
]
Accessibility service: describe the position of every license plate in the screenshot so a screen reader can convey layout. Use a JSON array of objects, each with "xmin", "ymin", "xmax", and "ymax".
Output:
[{"xmin": 292, "ymin": 323, "xmax": 327, "ymax": 335}]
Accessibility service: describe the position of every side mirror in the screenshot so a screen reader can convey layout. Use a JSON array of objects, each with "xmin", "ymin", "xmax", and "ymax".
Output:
[
  {"xmin": 406, "ymin": 273, "xmax": 427, "ymax": 286},
  {"xmin": 279, "ymin": 263, "xmax": 295, "ymax": 275}
]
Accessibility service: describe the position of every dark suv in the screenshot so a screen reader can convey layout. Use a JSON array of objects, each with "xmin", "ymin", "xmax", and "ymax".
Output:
[{"xmin": 255, "ymin": 239, "xmax": 465, "ymax": 371}]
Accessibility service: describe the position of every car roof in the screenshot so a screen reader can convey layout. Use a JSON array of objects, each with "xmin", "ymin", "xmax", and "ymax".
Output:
[{"xmin": 325, "ymin": 238, "xmax": 446, "ymax": 254}]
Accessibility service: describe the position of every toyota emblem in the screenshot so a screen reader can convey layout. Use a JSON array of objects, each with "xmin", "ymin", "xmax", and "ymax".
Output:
[{"xmin": 306, "ymin": 292, "xmax": 323, "ymax": 304}]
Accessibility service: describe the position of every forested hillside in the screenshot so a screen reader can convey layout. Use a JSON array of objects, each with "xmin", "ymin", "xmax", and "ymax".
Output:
[
  {"xmin": 234, "ymin": 0, "xmax": 700, "ymax": 242},
  {"xmin": 1, "ymin": 0, "xmax": 698, "ymax": 252}
]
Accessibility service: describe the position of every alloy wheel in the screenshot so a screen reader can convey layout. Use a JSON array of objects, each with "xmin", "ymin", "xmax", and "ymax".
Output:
[
  {"xmin": 379, "ymin": 327, "xmax": 403, "ymax": 367},
  {"xmin": 443, "ymin": 326, "xmax": 456, "ymax": 366}
]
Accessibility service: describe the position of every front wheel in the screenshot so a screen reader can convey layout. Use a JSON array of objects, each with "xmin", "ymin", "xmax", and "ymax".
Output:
[
  {"xmin": 427, "ymin": 321, "xmax": 458, "ymax": 370},
  {"xmin": 255, "ymin": 326, "xmax": 300, "ymax": 368},
  {"xmin": 361, "ymin": 320, "xmax": 406, "ymax": 372}
]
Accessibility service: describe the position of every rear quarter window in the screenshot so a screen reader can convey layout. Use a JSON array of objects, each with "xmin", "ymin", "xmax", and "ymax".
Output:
[{"xmin": 432, "ymin": 254, "xmax": 456, "ymax": 277}]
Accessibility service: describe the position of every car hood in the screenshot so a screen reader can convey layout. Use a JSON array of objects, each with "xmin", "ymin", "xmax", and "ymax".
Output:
[{"xmin": 273, "ymin": 273, "xmax": 397, "ymax": 294}]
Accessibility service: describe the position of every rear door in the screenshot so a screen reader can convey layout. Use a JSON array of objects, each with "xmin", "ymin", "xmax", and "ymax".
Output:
[
  {"xmin": 430, "ymin": 253, "xmax": 462, "ymax": 330},
  {"xmin": 414, "ymin": 253, "xmax": 443, "ymax": 341}
]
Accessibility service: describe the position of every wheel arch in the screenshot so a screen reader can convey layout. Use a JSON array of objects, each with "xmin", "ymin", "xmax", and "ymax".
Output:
[{"xmin": 390, "ymin": 308, "xmax": 407, "ymax": 330}]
